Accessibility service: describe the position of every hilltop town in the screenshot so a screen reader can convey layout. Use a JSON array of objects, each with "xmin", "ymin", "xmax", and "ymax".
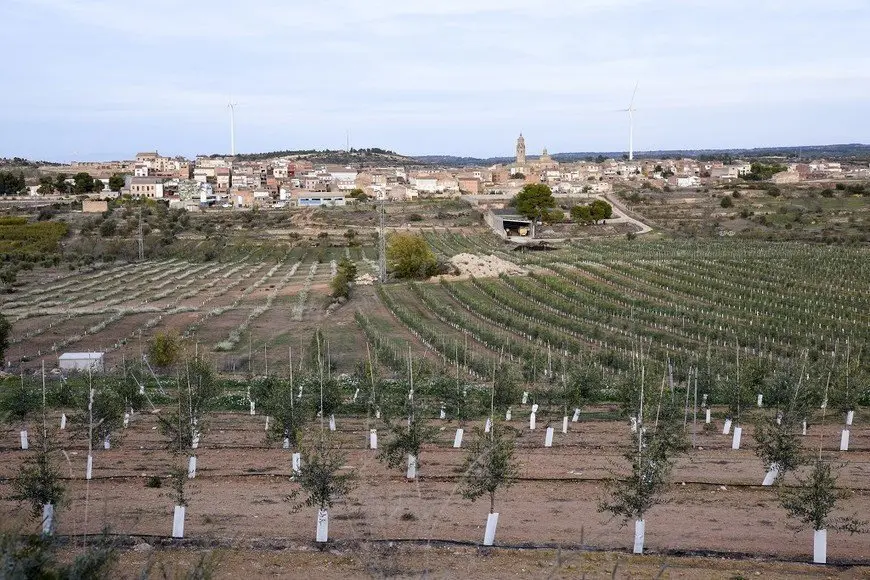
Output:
[{"xmin": 3, "ymin": 135, "xmax": 866, "ymax": 212}]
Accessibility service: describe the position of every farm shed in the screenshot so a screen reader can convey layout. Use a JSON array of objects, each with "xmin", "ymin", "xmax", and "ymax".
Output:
[
  {"xmin": 486, "ymin": 208, "xmax": 532, "ymax": 239},
  {"xmin": 58, "ymin": 352, "xmax": 105, "ymax": 372}
]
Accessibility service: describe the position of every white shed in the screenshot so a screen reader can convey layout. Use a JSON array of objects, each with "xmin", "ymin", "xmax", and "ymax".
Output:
[{"xmin": 58, "ymin": 352, "xmax": 105, "ymax": 372}]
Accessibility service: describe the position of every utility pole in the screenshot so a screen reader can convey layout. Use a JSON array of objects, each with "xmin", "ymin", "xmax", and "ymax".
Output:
[{"xmin": 378, "ymin": 197, "xmax": 387, "ymax": 283}]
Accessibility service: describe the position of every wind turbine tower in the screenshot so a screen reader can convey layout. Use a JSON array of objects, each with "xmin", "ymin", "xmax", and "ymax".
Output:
[
  {"xmin": 622, "ymin": 83, "xmax": 638, "ymax": 161},
  {"xmin": 227, "ymin": 100, "xmax": 238, "ymax": 156}
]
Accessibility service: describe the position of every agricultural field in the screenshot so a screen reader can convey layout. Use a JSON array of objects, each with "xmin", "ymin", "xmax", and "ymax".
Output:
[
  {"xmin": 1, "ymin": 244, "xmax": 386, "ymax": 377},
  {"xmin": 618, "ymin": 182, "xmax": 870, "ymax": 243},
  {"xmin": 1, "ymin": 220, "xmax": 869, "ymax": 577}
]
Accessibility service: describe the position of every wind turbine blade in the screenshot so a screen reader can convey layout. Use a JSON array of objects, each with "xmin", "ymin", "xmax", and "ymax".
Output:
[{"xmin": 628, "ymin": 81, "xmax": 639, "ymax": 109}]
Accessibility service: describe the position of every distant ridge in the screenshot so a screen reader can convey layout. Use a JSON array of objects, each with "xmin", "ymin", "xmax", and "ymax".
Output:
[
  {"xmin": 206, "ymin": 148, "xmax": 428, "ymax": 167},
  {"xmin": 414, "ymin": 143, "xmax": 870, "ymax": 167}
]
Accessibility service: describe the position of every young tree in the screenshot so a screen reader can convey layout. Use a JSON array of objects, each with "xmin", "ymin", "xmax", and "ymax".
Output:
[
  {"xmin": 379, "ymin": 385, "xmax": 437, "ymax": 479},
  {"xmin": 753, "ymin": 361, "xmax": 809, "ymax": 484},
  {"xmin": 72, "ymin": 381, "xmax": 124, "ymax": 448},
  {"xmin": 1, "ymin": 376, "xmax": 38, "ymax": 439},
  {"xmin": 779, "ymin": 457, "xmax": 867, "ymax": 563},
  {"xmin": 264, "ymin": 377, "xmax": 311, "ymax": 450},
  {"xmin": 600, "ymin": 367, "xmax": 688, "ymax": 554},
  {"xmin": 386, "ymin": 233, "xmax": 437, "ymax": 279},
  {"xmin": 157, "ymin": 358, "xmax": 219, "ymax": 452},
  {"xmin": 10, "ymin": 429, "xmax": 65, "ymax": 531},
  {"xmin": 287, "ymin": 436, "xmax": 357, "ymax": 542},
  {"xmin": 460, "ymin": 423, "xmax": 519, "ymax": 515},
  {"xmin": 780, "ymin": 458, "xmax": 866, "ymax": 534},
  {"xmin": 492, "ymin": 363, "xmax": 520, "ymax": 415}
]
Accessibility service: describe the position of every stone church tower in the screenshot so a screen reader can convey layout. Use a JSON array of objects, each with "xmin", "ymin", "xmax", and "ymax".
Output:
[{"xmin": 516, "ymin": 133, "xmax": 526, "ymax": 165}]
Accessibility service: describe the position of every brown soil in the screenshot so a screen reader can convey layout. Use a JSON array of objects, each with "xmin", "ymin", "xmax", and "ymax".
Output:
[{"xmin": 2, "ymin": 410, "xmax": 867, "ymax": 577}]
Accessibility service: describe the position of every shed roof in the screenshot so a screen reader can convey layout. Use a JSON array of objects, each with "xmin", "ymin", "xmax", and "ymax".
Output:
[{"xmin": 58, "ymin": 352, "xmax": 104, "ymax": 360}]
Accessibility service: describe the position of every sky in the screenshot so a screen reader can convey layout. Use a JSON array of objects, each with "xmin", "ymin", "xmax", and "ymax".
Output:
[{"xmin": 1, "ymin": 0, "xmax": 868, "ymax": 162}]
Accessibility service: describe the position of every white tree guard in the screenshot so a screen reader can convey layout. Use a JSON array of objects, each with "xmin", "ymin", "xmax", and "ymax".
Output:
[
  {"xmin": 544, "ymin": 427, "xmax": 554, "ymax": 447},
  {"xmin": 633, "ymin": 519, "xmax": 645, "ymax": 554},
  {"xmin": 562, "ymin": 416, "xmax": 568, "ymax": 434},
  {"xmin": 188, "ymin": 456, "xmax": 197, "ymax": 478},
  {"xmin": 572, "ymin": 408, "xmax": 580, "ymax": 422},
  {"xmin": 369, "ymin": 429, "xmax": 378, "ymax": 449},
  {"xmin": 453, "ymin": 428, "xmax": 464, "ymax": 448},
  {"xmin": 814, "ymin": 529, "xmax": 827, "ymax": 564},
  {"xmin": 723, "ymin": 418, "xmax": 732, "ymax": 435},
  {"xmin": 292, "ymin": 452, "xmax": 302, "ymax": 475},
  {"xmin": 20, "ymin": 430, "xmax": 29, "ymax": 450},
  {"xmin": 406, "ymin": 454, "xmax": 417, "ymax": 480},
  {"xmin": 762, "ymin": 464, "xmax": 779, "ymax": 486},
  {"xmin": 86, "ymin": 454, "xmax": 93, "ymax": 480},
  {"xmin": 529, "ymin": 413, "xmax": 536, "ymax": 431},
  {"xmin": 316, "ymin": 509, "xmax": 329, "ymax": 542},
  {"xmin": 732, "ymin": 426, "xmax": 742, "ymax": 450},
  {"xmin": 172, "ymin": 506, "xmax": 185, "ymax": 538},
  {"xmin": 42, "ymin": 504, "xmax": 54, "ymax": 536},
  {"xmin": 483, "ymin": 512, "xmax": 499, "ymax": 546},
  {"xmin": 840, "ymin": 430, "xmax": 850, "ymax": 451}
]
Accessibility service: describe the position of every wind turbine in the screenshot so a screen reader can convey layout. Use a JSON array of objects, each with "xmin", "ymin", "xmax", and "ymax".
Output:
[
  {"xmin": 227, "ymin": 100, "xmax": 238, "ymax": 156},
  {"xmin": 622, "ymin": 82, "xmax": 638, "ymax": 161}
]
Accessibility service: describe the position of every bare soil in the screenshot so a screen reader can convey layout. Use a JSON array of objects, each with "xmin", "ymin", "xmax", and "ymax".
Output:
[{"xmin": 2, "ymin": 409, "xmax": 867, "ymax": 578}]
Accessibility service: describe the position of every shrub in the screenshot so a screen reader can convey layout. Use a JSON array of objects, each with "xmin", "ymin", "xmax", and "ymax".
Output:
[
  {"xmin": 386, "ymin": 233, "xmax": 437, "ymax": 279},
  {"xmin": 720, "ymin": 196, "xmax": 733, "ymax": 208},
  {"xmin": 147, "ymin": 332, "xmax": 182, "ymax": 369}
]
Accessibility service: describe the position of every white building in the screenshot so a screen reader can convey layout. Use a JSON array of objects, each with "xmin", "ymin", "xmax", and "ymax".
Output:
[
  {"xmin": 59, "ymin": 352, "xmax": 104, "ymax": 372},
  {"xmin": 676, "ymin": 176, "xmax": 701, "ymax": 188},
  {"xmin": 413, "ymin": 177, "xmax": 439, "ymax": 193}
]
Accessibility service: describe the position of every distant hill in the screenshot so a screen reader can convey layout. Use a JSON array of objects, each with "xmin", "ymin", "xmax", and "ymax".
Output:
[
  {"xmin": 414, "ymin": 143, "xmax": 870, "ymax": 167},
  {"xmin": 208, "ymin": 148, "xmax": 429, "ymax": 167}
]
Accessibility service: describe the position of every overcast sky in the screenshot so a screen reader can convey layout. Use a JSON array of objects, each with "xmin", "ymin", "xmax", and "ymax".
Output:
[{"xmin": 2, "ymin": 0, "xmax": 868, "ymax": 161}]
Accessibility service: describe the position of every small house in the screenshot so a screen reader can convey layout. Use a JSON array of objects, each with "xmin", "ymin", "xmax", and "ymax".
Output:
[{"xmin": 58, "ymin": 352, "xmax": 104, "ymax": 372}]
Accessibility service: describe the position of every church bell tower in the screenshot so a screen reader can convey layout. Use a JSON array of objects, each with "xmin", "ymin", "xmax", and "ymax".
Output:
[{"xmin": 516, "ymin": 133, "xmax": 526, "ymax": 165}]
